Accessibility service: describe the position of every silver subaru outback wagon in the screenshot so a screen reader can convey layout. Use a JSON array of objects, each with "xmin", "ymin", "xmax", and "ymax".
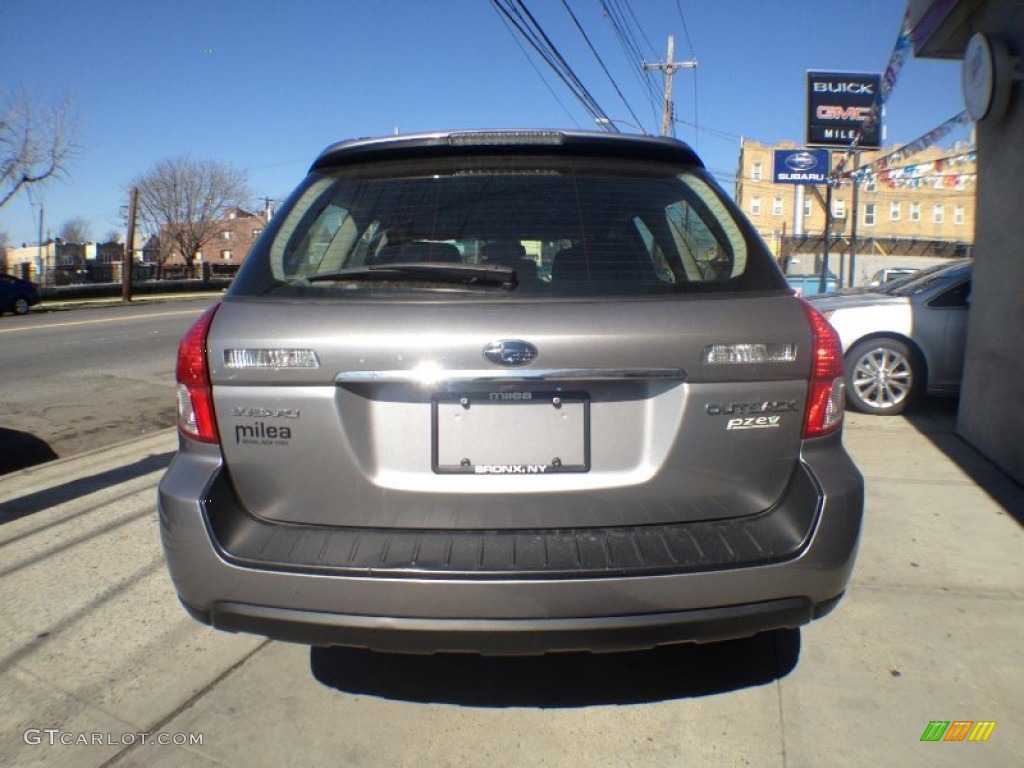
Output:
[{"xmin": 159, "ymin": 130, "xmax": 863, "ymax": 654}]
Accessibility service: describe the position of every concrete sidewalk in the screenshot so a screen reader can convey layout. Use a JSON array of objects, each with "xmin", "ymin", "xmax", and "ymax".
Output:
[{"xmin": 0, "ymin": 407, "xmax": 1021, "ymax": 767}]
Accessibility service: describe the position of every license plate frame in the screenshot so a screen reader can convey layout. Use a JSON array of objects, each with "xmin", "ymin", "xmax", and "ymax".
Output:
[{"xmin": 432, "ymin": 391, "xmax": 590, "ymax": 475}]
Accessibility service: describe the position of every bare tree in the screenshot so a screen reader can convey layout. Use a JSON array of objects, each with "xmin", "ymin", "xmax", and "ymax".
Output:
[
  {"xmin": 103, "ymin": 229, "xmax": 122, "ymax": 245},
  {"xmin": 59, "ymin": 216, "xmax": 92, "ymax": 244},
  {"xmin": 129, "ymin": 155, "xmax": 251, "ymax": 268},
  {"xmin": 142, "ymin": 233, "xmax": 176, "ymax": 269},
  {"xmin": 1, "ymin": 89, "xmax": 78, "ymax": 209}
]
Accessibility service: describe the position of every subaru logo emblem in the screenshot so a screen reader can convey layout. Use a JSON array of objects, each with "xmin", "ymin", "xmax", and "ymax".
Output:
[
  {"xmin": 483, "ymin": 340, "xmax": 538, "ymax": 367},
  {"xmin": 786, "ymin": 152, "xmax": 818, "ymax": 172}
]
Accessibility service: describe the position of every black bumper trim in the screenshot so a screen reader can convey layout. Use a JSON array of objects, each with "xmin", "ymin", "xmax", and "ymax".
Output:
[{"xmin": 202, "ymin": 463, "xmax": 822, "ymax": 580}]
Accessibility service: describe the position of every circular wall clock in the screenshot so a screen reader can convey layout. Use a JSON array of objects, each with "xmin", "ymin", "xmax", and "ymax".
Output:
[{"xmin": 962, "ymin": 32, "xmax": 1014, "ymax": 121}]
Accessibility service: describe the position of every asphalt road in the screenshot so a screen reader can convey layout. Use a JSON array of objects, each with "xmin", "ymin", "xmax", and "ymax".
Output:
[{"xmin": 0, "ymin": 299, "xmax": 216, "ymax": 474}]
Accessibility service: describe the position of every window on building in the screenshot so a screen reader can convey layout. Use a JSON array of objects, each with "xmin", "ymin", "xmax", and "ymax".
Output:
[
  {"xmin": 252, "ymin": 228, "xmax": 263, "ymax": 238},
  {"xmin": 227, "ymin": 210, "xmax": 237, "ymax": 220},
  {"xmin": 863, "ymin": 203, "xmax": 876, "ymax": 227},
  {"xmin": 865, "ymin": 179, "xmax": 877, "ymax": 193},
  {"xmin": 833, "ymin": 199, "xmax": 846, "ymax": 218},
  {"xmin": 221, "ymin": 250, "xmax": 233, "ymax": 261},
  {"xmin": 890, "ymin": 202, "xmax": 901, "ymax": 221},
  {"xmin": 933, "ymin": 204, "xmax": 944, "ymax": 224},
  {"xmin": 803, "ymin": 198, "xmax": 811, "ymax": 217},
  {"xmin": 751, "ymin": 197, "xmax": 761, "ymax": 216},
  {"xmin": 954, "ymin": 205, "xmax": 964, "ymax": 225},
  {"xmin": 221, "ymin": 230, "xmax": 233, "ymax": 240},
  {"xmin": 752, "ymin": 163, "xmax": 763, "ymax": 181},
  {"xmin": 772, "ymin": 196, "xmax": 783, "ymax": 216},
  {"xmin": 910, "ymin": 202, "xmax": 920, "ymax": 222}
]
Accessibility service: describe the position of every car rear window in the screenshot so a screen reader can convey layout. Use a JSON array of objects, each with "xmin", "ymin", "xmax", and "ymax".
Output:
[
  {"xmin": 884, "ymin": 261, "xmax": 970, "ymax": 296},
  {"xmin": 229, "ymin": 154, "xmax": 784, "ymax": 300}
]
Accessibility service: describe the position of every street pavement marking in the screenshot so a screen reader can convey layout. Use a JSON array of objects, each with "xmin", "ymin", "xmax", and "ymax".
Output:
[{"xmin": 0, "ymin": 308, "xmax": 205, "ymax": 334}]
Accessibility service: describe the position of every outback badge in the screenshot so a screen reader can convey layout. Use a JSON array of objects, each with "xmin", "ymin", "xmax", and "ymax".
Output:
[{"xmin": 483, "ymin": 340, "xmax": 538, "ymax": 367}]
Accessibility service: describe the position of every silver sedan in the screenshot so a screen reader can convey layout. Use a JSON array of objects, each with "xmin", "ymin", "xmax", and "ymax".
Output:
[{"xmin": 809, "ymin": 260, "xmax": 971, "ymax": 414}]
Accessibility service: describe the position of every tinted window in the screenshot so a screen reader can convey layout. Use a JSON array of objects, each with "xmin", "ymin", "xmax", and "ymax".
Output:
[
  {"xmin": 885, "ymin": 261, "xmax": 970, "ymax": 297},
  {"xmin": 230, "ymin": 155, "xmax": 782, "ymax": 299},
  {"xmin": 928, "ymin": 280, "xmax": 971, "ymax": 308}
]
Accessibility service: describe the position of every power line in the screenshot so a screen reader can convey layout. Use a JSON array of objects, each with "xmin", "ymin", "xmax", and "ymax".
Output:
[
  {"xmin": 515, "ymin": 0, "xmax": 610, "ymax": 123},
  {"xmin": 674, "ymin": 0, "xmax": 696, "ymax": 57},
  {"xmin": 494, "ymin": 8, "xmax": 581, "ymax": 127},
  {"xmin": 600, "ymin": 0, "xmax": 654, "ymax": 67},
  {"xmin": 672, "ymin": 0, "xmax": 700, "ymax": 149},
  {"xmin": 599, "ymin": 0, "xmax": 661, "ymax": 126},
  {"xmin": 247, "ymin": 157, "xmax": 311, "ymax": 172},
  {"xmin": 616, "ymin": 0, "xmax": 659, "ymax": 59},
  {"xmin": 560, "ymin": 0, "xmax": 645, "ymax": 132},
  {"xmin": 490, "ymin": 0, "xmax": 612, "ymax": 125},
  {"xmin": 674, "ymin": 118, "xmax": 741, "ymax": 142}
]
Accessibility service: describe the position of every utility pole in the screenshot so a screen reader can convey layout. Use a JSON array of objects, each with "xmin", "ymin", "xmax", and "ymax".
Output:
[
  {"xmin": 37, "ymin": 205, "xmax": 45, "ymax": 284},
  {"xmin": 643, "ymin": 36, "xmax": 697, "ymax": 137},
  {"xmin": 848, "ymin": 150, "xmax": 861, "ymax": 287},
  {"xmin": 793, "ymin": 186, "xmax": 805, "ymax": 237},
  {"xmin": 816, "ymin": 151, "xmax": 838, "ymax": 295},
  {"xmin": 819, "ymin": 180, "xmax": 833, "ymax": 296},
  {"xmin": 123, "ymin": 187, "xmax": 138, "ymax": 303}
]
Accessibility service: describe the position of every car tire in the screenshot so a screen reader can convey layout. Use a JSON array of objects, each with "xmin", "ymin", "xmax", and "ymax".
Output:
[
  {"xmin": 13, "ymin": 297, "xmax": 30, "ymax": 315},
  {"xmin": 844, "ymin": 338, "xmax": 920, "ymax": 415}
]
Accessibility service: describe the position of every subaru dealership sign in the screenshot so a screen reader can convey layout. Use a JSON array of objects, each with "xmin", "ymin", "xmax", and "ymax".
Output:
[
  {"xmin": 806, "ymin": 71, "xmax": 882, "ymax": 148},
  {"xmin": 772, "ymin": 149, "xmax": 830, "ymax": 185}
]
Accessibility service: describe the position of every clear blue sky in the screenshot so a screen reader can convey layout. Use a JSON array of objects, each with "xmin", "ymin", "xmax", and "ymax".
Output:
[{"xmin": 1, "ymin": 0, "xmax": 970, "ymax": 246}]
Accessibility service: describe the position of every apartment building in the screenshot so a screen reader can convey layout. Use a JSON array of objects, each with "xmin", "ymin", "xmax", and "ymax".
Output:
[
  {"xmin": 161, "ymin": 207, "xmax": 269, "ymax": 267},
  {"xmin": 735, "ymin": 138, "xmax": 976, "ymax": 283}
]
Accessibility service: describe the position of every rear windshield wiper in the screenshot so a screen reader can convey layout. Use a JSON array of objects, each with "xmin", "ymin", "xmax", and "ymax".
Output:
[{"xmin": 307, "ymin": 262, "xmax": 517, "ymax": 289}]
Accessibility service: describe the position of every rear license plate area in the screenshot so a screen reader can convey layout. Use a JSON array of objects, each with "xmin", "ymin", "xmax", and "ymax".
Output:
[{"xmin": 432, "ymin": 391, "xmax": 590, "ymax": 474}]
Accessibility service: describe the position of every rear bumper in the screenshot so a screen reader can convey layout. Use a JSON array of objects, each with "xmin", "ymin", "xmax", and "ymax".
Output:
[
  {"xmin": 183, "ymin": 596, "xmax": 842, "ymax": 655},
  {"xmin": 158, "ymin": 436, "xmax": 863, "ymax": 654}
]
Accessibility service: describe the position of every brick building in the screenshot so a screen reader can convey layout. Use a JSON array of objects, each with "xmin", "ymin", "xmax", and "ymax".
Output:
[
  {"xmin": 735, "ymin": 138, "xmax": 976, "ymax": 285},
  {"xmin": 160, "ymin": 207, "xmax": 269, "ymax": 267}
]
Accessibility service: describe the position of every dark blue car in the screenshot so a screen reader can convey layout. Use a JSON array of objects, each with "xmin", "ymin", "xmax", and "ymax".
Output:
[{"xmin": 0, "ymin": 273, "xmax": 41, "ymax": 315}]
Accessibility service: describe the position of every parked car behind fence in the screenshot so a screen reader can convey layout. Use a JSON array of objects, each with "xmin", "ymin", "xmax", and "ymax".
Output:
[
  {"xmin": 0, "ymin": 273, "xmax": 40, "ymax": 316},
  {"xmin": 867, "ymin": 267, "xmax": 918, "ymax": 287}
]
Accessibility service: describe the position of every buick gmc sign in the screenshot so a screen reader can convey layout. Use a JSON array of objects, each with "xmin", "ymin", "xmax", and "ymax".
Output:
[
  {"xmin": 773, "ymin": 149, "xmax": 830, "ymax": 185},
  {"xmin": 806, "ymin": 71, "xmax": 882, "ymax": 148}
]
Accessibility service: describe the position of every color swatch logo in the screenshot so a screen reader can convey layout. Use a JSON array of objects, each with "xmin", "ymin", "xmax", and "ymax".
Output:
[{"xmin": 920, "ymin": 721, "xmax": 996, "ymax": 742}]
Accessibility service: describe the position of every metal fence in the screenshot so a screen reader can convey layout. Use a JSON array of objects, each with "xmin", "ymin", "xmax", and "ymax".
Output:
[{"xmin": 17, "ymin": 262, "xmax": 240, "ymax": 286}]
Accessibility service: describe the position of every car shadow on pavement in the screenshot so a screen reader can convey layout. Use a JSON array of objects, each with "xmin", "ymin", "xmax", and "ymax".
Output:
[
  {"xmin": 0, "ymin": 451, "xmax": 174, "ymax": 525},
  {"xmin": 309, "ymin": 628, "xmax": 800, "ymax": 707},
  {"xmin": 905, "ymin": 396, "xmax": 1024, "ymax": 526},
  {"xmin": 0, "ymin": 428, "xmax": 59, "ymax": 476}
]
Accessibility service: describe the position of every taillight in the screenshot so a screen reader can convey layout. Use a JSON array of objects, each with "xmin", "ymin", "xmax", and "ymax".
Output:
[
  {"xmin": 801, "ymin": 300, "xmax": 845, "ymax": 438},
  {"xmin": 176, "ymin": 303, "xmax": 221, "ymax": 443}
]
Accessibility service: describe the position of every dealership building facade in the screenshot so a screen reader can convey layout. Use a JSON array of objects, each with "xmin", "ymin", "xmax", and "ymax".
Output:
[
  {"xmin": 735, "ymin": 0, "xmax": 1024, "ymax": 485},
  {"xmin": 910, "ymin": 0, "xmax": 1023, "ymax": 483}
]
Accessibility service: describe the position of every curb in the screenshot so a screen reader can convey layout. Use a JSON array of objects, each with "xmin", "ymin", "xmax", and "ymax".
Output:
[
  {"xmin": 0, "ymin": 428, "xmax": 178, "ymax": 491},
  {"xmin": 35, "ymin": 292, "xmax": 224, "ymax": 313}
]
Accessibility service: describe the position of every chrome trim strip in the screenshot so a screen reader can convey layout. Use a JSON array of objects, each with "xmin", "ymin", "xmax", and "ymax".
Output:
[{"xmin": 335, "ymin": 368, "xmax": 686, "ymax": 385}]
